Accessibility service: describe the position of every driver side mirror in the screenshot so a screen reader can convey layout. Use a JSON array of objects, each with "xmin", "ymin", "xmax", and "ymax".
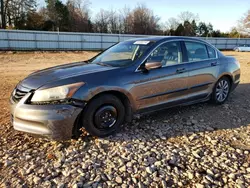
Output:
[{"xmin": 145, "ymin": 61, "xmax": 162, "ymax": 70}]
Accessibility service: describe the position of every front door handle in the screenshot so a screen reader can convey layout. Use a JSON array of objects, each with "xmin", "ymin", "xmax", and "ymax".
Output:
[
  {"xmin": 176, "ymin": 68, "xmax": 185, "ymax": 73},
  {"xmin": 211, "ymin": 62, "xmax": 217, "ymax": 66}
]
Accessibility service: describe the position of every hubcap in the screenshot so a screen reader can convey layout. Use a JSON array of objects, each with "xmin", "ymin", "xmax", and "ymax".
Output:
[
  {"xmin": 216, "ymin": 80, "xmax": 229, "ymax": 102},
  {"xmin": 94, "ymin": 105, "xmax": 117, "ymax": 129}
]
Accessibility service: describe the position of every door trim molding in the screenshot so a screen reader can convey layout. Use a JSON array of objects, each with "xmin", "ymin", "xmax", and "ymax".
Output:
[
  {"xmin": 139, "ymin": 87, "xmax": 188, "ymax": 100},
  {"xmin": 190, "ymin": 82, "xmax": 213, "ymax": 89}
]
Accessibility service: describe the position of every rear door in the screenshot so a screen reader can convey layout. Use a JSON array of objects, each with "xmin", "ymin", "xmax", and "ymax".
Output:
[{"xmin": 183, "ymin": 41, "xmax": 219, "ymax": 101}]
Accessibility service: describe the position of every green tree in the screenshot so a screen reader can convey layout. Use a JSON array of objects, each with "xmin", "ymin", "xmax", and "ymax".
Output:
[
  {"xmin": 197, "ymin": 22, "xmax": 209, "ymax": 37},
  {"xmin": 211, "ymin": 30, "xmax": 222, "ymax": 37},
  {"xmin": 207, "ymin": 23, "xmax": 213, "ymax": 36},
  {"xmin": 191, "ymin": 20, "xmax": 198, "ymax": 35},
  {"xmin": 175, "ymin": 24, "xmax": 184, "ymax": 36},
  {"xmin": 183, "ymin": 20, "xmax": 196, "ymax": 36},
  {"xmin": 229, "ymin": 27, "xmax": 240, "ymax": 38},
  {"xmin": 45, "ymin": 0, "xmax": 70, "ymax": 31}
]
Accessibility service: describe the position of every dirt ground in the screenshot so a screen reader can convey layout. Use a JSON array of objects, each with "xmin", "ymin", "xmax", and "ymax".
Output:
[{"xmin": 0, "ymin": 51, "xmax": 250, "ymax": 187}]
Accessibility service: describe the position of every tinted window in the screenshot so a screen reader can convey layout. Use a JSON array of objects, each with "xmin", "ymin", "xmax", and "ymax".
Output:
[
  {"xmin": 185, "ymin": 41, "xmax": 208, "ymax": 61},
  {"xmin": 147, "ymin": 41, "xmax": 182, "ymax": 67},
  {"xmin": 207, "ymin": 45, "xmax": 216, "ymax": 59}
]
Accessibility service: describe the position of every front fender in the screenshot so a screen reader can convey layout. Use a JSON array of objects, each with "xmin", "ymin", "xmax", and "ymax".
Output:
[{"xmin": 72, "ymin": 84, "xmax": 137, "ymax": 111}]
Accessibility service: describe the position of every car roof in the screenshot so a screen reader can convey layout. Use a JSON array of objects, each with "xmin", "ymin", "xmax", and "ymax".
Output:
[{"xmin": 127, "ymin": 36, "xmax": 207, "ymax": 43}]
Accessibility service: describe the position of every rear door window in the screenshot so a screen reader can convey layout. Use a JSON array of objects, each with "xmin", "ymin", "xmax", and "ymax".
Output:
[
  {"xmin": 207, "ymin": 45, "xmax": 216, "ymax": 59},
  {"xmin": 184, "ymin": 41, "xmax": 209, "ymax": 62}
]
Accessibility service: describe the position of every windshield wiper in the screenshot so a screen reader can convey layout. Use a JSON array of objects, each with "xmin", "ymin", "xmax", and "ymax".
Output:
[
  {"xmin": 84, "ymin": 60, "xmax": 92, "ymax": 64},
  {"xmin": 96, "ymin": 62, "xmax": 112, "ymax": 67}
]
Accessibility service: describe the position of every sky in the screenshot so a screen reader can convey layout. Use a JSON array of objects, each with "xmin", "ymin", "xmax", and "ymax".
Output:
[{"xmin": 38, "ymin": 0, "xmax": 250, "ymax": 32}]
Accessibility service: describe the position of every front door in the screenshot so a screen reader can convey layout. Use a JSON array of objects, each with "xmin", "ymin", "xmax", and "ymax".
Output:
[{"xmin": 129, "ymin": 41, "xmax": 189, "ymax": 112}]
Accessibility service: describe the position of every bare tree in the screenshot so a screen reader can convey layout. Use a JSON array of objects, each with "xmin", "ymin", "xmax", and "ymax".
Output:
[
  {"xmin": 165, "ymin": 17, "xmax": 179, "ymax": 31},
  {"xmin": 108, "ymin": 9, "xmax": 119, "ymax": 33},
  {"xmin": 238, "ymin": 9, "xmax": 250, "ymax": 35},
  {"xmin": 119, "ymin": 6, "xmax": 133, "ymax": 34},
  {"xmin": 178, "ymin": 11, "xmax": 199, "ymax": 23},
  {"xmin": 67, "ymin": 0, "xmax": 92, "ymax": 32},
  {"xmin": 131, "ymin": 4, "xmax": 160, "ymax": 35},
  {"xmin": 94, "ymin": 9, "xmax": 110, "ymax": 33},
  {"xmin": 4, "ymin": 0, "xmax": 36, "ymax": 28}
]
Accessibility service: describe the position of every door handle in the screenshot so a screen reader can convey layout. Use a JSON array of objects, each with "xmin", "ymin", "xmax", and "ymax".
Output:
[
  {"xmin": 176, "ymin": 68, "xmax": 185, "ymax": 73},
  {"xmin": 211, "ymin": 62, "xmax": 217, "ymax": 66}
]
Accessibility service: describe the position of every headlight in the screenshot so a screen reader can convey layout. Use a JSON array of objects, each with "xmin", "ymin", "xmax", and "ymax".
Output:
[{"xmin": 31, "ymin": 82, "xmax": 84, "ymax": 102}]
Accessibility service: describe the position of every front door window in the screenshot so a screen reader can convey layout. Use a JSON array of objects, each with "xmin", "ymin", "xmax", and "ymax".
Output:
[{"xmin": 147, "ymin": 41, "xmax": 182, "ymax": 67}]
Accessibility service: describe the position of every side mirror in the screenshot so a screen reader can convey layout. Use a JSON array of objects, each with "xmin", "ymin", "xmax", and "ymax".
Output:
[{"xmin": 145, "ymin": 61, "xmax": 162, "ymax": 70}]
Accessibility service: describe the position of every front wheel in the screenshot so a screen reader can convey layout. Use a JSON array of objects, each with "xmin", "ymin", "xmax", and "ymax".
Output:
[
  {"xmin": 80, "ymin": 94, "xmax": 125, "ymax": 137},
  {"xmin": 211, "ymin": 77, "xmax": 231, "ymax": 104}
]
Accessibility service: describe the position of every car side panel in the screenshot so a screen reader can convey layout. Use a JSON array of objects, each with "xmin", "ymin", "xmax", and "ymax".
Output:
[
  {"xmin": 216, "ymin": 56, "xmax": 241, "ymax": 86},
  {"xmin": 129, "ymin": 64, "xmax": 189, "ymax": 111},
  {"xmin": 186, "ymin": 59, "xmax": 219, "ymax": 100}
]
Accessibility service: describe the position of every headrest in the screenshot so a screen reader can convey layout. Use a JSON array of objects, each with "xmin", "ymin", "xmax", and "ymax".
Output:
[
  {"xmin": 167, "ymin": 46, "xmax": 177, "ymax": 53},
  {"xmin": 195, "ymin": 48, "xmax": 206, "ymax": 55}
]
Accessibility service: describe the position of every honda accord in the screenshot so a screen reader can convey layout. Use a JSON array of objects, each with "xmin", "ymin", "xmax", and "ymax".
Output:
[{"xmin": 10, "ymin": 37, "xmax": 240, "ymax": 140}]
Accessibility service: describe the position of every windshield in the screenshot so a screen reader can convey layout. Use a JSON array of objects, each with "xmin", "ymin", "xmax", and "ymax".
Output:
[{"xmin": 91, "ymin": 40, "xmax": 155, "ymax": 67}]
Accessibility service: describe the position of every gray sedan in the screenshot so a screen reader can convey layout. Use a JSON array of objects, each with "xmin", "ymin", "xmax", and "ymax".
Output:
[{"xmin": 10, "ymin": 37, "xmax": 240, "ymax": 140}]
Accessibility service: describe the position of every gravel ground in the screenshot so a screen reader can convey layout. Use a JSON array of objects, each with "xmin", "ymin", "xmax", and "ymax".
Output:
[{"xmin": 0, "ymin": 51, "xmax": 250, "ymax": 188}]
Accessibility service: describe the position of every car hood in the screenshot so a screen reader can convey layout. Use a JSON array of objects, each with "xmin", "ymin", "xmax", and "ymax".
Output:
[{"xmin": 19, "ymin": 62, "xmax": 117, "ymax": 90}]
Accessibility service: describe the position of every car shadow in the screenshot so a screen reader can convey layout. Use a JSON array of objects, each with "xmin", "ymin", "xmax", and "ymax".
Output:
[{"xmin": 93, "ymin": 83, "xmax": 250, "ymax": 143}]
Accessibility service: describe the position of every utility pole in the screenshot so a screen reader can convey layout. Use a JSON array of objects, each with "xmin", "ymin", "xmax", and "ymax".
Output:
[{"xmin": 0, "ymin": 0, "xmax": 6, "ymax": 28}]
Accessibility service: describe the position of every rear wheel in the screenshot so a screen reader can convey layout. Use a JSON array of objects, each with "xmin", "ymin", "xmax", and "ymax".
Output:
[
  {"xmin": 80, "ymin": 94, "xmax": 125, "ymax": 137},
  {"xmin": 211, "ymin": 77, "xmax": 231, "ymax": 104}
]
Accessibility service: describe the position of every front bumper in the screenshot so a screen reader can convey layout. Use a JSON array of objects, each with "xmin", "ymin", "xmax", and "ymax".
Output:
[{"xmin": 10, "ymin": 93, "xmax": 82, "ymax": 140}]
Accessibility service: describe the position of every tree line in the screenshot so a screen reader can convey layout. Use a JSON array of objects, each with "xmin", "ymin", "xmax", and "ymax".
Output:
[{"xmin": 0, "ymin": 0, "xmax": 249, "ymax": 38}]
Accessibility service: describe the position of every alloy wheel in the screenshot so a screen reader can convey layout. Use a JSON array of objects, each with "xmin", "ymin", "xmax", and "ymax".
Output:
[{"xmin": 216, "ymin": 80, "xmax": 229, "ymax": 102}]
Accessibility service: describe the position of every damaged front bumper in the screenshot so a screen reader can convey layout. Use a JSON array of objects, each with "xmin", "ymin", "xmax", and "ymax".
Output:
[{"xmin": 10, "ymin": 93, "xmax": 83, "ymax": 140}]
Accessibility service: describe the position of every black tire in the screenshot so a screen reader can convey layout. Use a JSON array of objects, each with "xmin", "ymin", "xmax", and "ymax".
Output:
[
  {"xmin": 211, "ymin": 77, "xmax": 231, "ymax": 105},
  {"xmin": 81, "ymin": 94, "xmax": 125, "ymax": 137}
]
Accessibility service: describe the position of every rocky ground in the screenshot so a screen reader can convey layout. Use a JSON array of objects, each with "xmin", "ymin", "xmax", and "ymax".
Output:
[{"xmin": 0, "ymin": 51, "xmax": 249, "ymax": 188}]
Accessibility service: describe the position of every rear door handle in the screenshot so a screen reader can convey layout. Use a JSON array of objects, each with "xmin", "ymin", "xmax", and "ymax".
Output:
[
  {"xmin": 211, "ymin": 62, "xmax": 217, "ymax": 66},
  {"xmin": 176, "ymin": 68, "xmax": 185, "ymax": 73}
]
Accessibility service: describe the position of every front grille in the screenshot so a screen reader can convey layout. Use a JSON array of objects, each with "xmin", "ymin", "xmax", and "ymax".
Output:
[{"xmin": 12, "ymin": 88, "xmax": 28, "ymax": 103}]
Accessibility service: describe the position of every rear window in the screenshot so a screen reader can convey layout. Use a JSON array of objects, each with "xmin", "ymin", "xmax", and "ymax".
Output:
[
  {"xmin": 207, "ymin": 45, "xmax": 216, "ymax": 59},
  {"xmin": 185, "ymin": 41, "xmax": 209, "ymax": 61}
]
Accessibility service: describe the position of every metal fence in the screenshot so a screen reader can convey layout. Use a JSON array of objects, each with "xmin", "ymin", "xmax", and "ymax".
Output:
[{"xmin": 0, "ymin": 29, "xmax": 250, "ymax": 51}]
